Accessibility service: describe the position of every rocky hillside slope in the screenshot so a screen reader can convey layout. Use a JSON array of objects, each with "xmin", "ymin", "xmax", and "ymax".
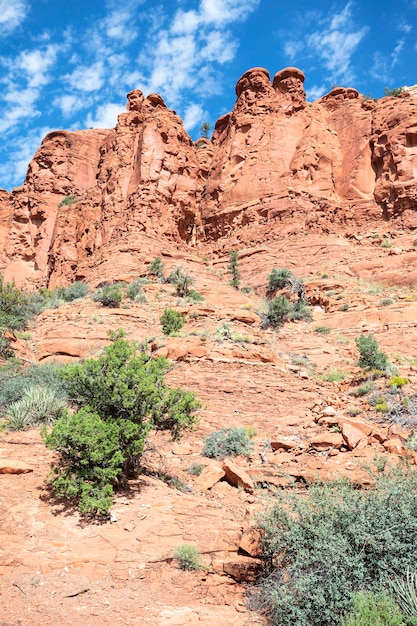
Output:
[{"xmin": 2, "ymin": 68, "xmax": 417, "ymax": 625}]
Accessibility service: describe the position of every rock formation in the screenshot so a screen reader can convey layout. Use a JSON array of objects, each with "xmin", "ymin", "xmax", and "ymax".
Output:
[{"xmin": 1, "ymin": 67, "xmax": 417, "ymax": 287}]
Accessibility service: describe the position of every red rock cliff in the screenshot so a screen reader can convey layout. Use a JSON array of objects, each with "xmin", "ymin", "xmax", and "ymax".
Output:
[{"xmin": 1, "ymin": 67, "xmax": 417, "ymax": 286}]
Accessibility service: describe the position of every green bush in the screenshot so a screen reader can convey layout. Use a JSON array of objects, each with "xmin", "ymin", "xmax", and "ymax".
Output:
[
  {"xmin": 202, "ymin": 427, "xmax": 253, "ymax": 459},
  {"xmin": 252, "ymin": 465, "xmax": 417, "ymax": 626},
  {"xmin": 62, "ymin": 281, "xmax": 89, "ymax": 302},
  {"xmin": 92, "ymin": 285, "xmax": 122, "ymax": 307},
  {"xmin": 264, "ymin": 295, "xmax": 293, "ymax": 327},
  {"xmin": 315, "ymin": 325, "xmax": 331, "ymax": 334},
  {"xmin": 148, "ymin": 257, "xmax": 165, "ymax": 280},
  {"xmin": 0, "ymin": 274, "xmax": 30, "ymax": 331},
  {"xmin": 268, "ymin": 268, "xmax": 293, "ymax": 291},
  {"xmin": 58, "ymin": 194, "xmax": 77, "ymax": 208},
  {"xmin": 174, "ymin": 543, "xmax": 202, "ymax": 570},
  {"xmin": 188, "ymin": 462, "xmax": 205, "ymax": 476},
  {"xmin": 44, "ymin": 339, "xmax": 200, "ymax": 516},
  {"xmin": 341, "ymin": 592, "xmax": 403, "ymax": 626},
  {"xmin": 167, "ymin": 267, "xmax": 193, "ymax": 297},
  {"xmin": 355, "ymin": 334, "xmax": 388, "ymax": 372},
  {"xmin": 228, "ymin": 251, "xmax": 240, "ymax": 289},
  {"xmin": 126, "ymin": 279, "xmax": 144, "ymax": 301},
  {"xmin": 160, "ymin": 309, "xmax": 184, "ymax": 335}
]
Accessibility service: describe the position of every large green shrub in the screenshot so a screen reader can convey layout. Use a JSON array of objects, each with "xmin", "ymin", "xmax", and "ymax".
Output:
[
  {"xmin": 252, "ymin": 465, "xmax": 417, "ymax": 626},
  {"xmin": 160, "ymin": 308, "xmax": 184, "ymax": 335},
  {"xmin": 355, "ymin": 334, "xmax": 388, "ymax": 372},
  {"xmin": 44, "ymin": 339, "xmax": 200, "ymax": 516},
  {"xmin": 0, "ymin": 274, "xmax": 30, "ymax": 331}
]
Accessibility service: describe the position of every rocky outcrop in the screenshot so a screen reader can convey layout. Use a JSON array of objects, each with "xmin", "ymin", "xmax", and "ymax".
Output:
[{"xmin": 1, "ymin": 68, "xmax": 417, "ymax": 286}]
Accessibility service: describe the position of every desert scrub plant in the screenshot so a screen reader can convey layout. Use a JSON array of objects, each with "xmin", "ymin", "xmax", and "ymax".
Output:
[
  {"xmin": 268, "ymin": 268, "xmax": 293, "ymax": 291},
  {"xmin": 390, "ymin": 567, "xmax": 417, "ymax": 622},
  {"xmin": 349, "ymin": 380, "xmax": 375, "ymax": 397},
  {"xmin": 187, "ymin": 462, "xmax": 205, "ymax": 476},
  {"xmin": 314, "ymin": 325, "xmax": 331, "ymax": 334},
  {"xmin": 160, "ymin": 308, "xmax": 184, "ymax": 335},
  {"xmin": 174, "ymin": 543, "xmax": 202, "ymax": 571},
  {"xmin": 126, "ymin": 279, "xmax": 145, "ymax": 301},
  {"xmin": 62, "ymin": 281, "xmax": 89, "ymax": 302},
  {"xmin": 58, "ymin": 194, "xmax": 77, "ymax": 208},
  {"xmin": 91, "ymin": 285, "xmax": 122, "ymax": 307},
  {"xmin": 380, "ymin": 298, "xmax": 394, "ymax": 306},
  {"xmin": 44, "ymin": 339, "xmax": 200, "ymax": 516},
  {"xmin": 0, "ymin": 362, "xmax": 68, "ymax": 410},
  {"xmin": 5, "ymin": 386, "xmax": 67, "ymax": 429},
  {"xmin": 148, "ymin": 256, "xmax": 165, "ymax": 281},
  {"xmin": 202, "ymin": 426, "xmax": 253, "ymax": 459},
  {"xmin": 355, "ymin": 334, "xmax": 388, "ymax": 373},
  {"xmin": 251, "ymin": 464, "xmax": 417, "ymax": 626},
  {"xmin": 167, "ymin": 267, "xmax": 194, "ymax": 297},
  {"xmin": 340, "ymin": 591, "xmax": 404, "ymax": 626},
  {"xmin": 320, "ymin": 369, "xmax": 347, "ymax": 383},
  {"xmin": 388, "ymin": 376, "xmax": 408, "ymax": 389},
  {"xmin": 228, "ymin": 250, "xmax": 240, "ymax": 289}
]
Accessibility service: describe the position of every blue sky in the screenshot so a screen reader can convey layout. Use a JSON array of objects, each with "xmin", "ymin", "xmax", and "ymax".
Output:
[{"xmin": 1, "ymin": 0, "xmax": 416, "ymax": 191}]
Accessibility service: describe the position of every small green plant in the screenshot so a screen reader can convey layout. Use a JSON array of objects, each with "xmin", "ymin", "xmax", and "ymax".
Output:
[
  {"xmin": 187, "ymin": 289, "xmax": 204, "ymax": 302},
  {"xmin": 202, "ymin": 427, "xmax": 253, "ymax": 459},
  {"xmin": 0, "ymin": 362, "xmax": 67, "ymax": 410},
  {"xmin": 228, "ymin": 251, "xmax": 240, "ymax": 289},
  {"xmin": 188, "ymin": 462, "xmax": 205, "ymax": 476},
  {"xmin": 160, "ymin": 308, "xmax": 184, "ymax": 335},
  {"xmin": 355, "ymin": 334, "xmax": 389, "ymax": 373},
  {"xmin": 148, "ymin": 257, "xmax": 165, "ymax": 281},
  {"xmin": 350, "ymin": 380, "xmax": 375, "ymax": 397},
  {"xmin": 375, "ymin": 401, "xmax": 389, "ymax": 413},
  {"xmin": 92, "ymin": 285, "xmax": 122, "ymax": 307},
  {"xmin": 339, "ymin": 303, "xmax": 349, "ymax": 311},
  {"xmin": 314, "ymin": 326, "xmax": 331, "ymax": 334},
  {"xmin": 5, "ymin": 386, "xmax": 67, "ymax": 429},
  {"xmin": 388, "ymin": 376, "xmax": 408, "ymax": 388},
  {"xmin": 174, "ymin": 543, "xmax": 202, "ymax": 571},
  {"xmin": 384, "ymin": 86, "xmax": 404, "ymax": 97},
  {"xmin": 199, "ymin": 121, "xmax": 210, "ymax": 138},
  {"xmin": 380, "ymin": 298, "xmax": 394, "ymax": 306},
  {"xmin": 62, "ymin": 281, "xmax": 89, "ymax": 302},
  {"xmin": 58, "ymin": 194, "xmax": 77, "ymax": 208},
  {"xmin": 382, "ymin": 238, "xmax": 392, "ymax": 248},
  {"xmin": 167, "ymin": 267, "xmax": 194, "ymax": 297},
  {"xmin": 341, "ymin": 591, "xmax": 404, "ymax": 626},
  {"xmin": 320, "ymin": 369, "xmax": 347, "ymax": 383},
  {"xmin": 126, "ymin": 279, "xmax": 145, "ymax": 301},
  {"xmin": 390, "ymin": 568, "xmax": 417, "ymax": 622},
  {"xmin": 108, "ymin": 328, "xmax": 127, "ymax": 341},
  {"xmin": 268, "ymin": 268, "xmax": 293, "ymax": 291}
]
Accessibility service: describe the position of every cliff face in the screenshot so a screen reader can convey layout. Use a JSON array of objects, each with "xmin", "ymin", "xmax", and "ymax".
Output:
[{"xmin": 1, "ymin": 67, "xmax": 417, "ymax": 287}]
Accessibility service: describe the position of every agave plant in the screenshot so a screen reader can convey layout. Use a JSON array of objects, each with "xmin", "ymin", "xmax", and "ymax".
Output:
[
  {"xmin": 5, "ymin": 385, "xmax": 66, "ymax": 430},
  {"xmin": 391, "ymin": 567, "xmax": 417, "ymax": 619},
  {"xmin": 5, "ymin": 400, "xmax": 31, "ymax": 431}
]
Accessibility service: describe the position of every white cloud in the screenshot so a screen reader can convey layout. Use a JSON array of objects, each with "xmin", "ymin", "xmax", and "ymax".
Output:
[
  {"xmin": 136, "ymin": 0, "xmax": 260, "ymax": 108},
  {"xmin": 17, "ymin": 44, "xmax": 60, "ymax": 88},
  {"xmin": 0, "ymin": 126, "xmax": 54, "ymax": 189},
  {"xmin": 85, "ymin": 102, "xmax": 123, "ymax": 128},
  {"xmin": 307, "ymin": 3, "xmax": 368, "ymax": 83},
  {"xmin": 53, "ymin": 94, "xmax": 89, "ymax": 117},
  {"xmin": 306, "ymin": 84, "xmax": 328, "ymax": 101},
  {"xmin": 66, "ymin": 62, "xmax": 105, "ymax": 92},
  {"xmin": 0, "ymin": 0, "xmax": 28, "ymax": 35},
  {"xmin": 182, "ymin": 103, "xmax": 206, "ymax": 131}
]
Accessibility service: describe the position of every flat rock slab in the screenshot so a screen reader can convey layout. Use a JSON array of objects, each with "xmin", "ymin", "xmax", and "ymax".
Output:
[{"xmin": 0, "ymin": 459, "xmax": 33, "ymax": 474}]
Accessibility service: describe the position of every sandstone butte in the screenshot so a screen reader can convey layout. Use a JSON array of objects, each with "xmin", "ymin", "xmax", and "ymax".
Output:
[{"xmin": 3, "ymin": 67, "xmax": 417, "ymax": 624}]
